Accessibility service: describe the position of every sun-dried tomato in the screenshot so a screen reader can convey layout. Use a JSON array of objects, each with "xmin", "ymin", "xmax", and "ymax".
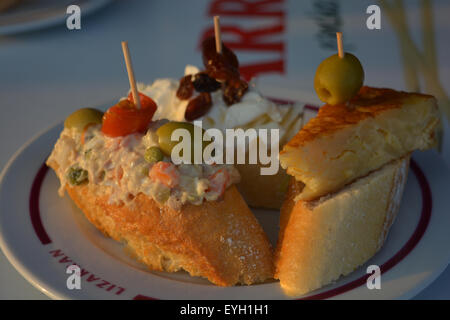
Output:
[
  {"xmin": 222, "ymin": 78, "xmax": 249, "ymax": 106},
  {"xmin": 176, "ymin": 75, "xmax": 194, "ymax": 100},
  {"xmin": 201, "ymin": 36, "xmax": 239, "ymax": 81},
  {"xmin": 185, "ymin": 92, "xmax": 213, "ymax": 121},
  {"xmin": 192, "ymin": 72, "xmax": 221, "ymax": 93}
]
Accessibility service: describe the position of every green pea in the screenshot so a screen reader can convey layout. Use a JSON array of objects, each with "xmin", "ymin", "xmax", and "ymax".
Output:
[
  {"xmin": 156, "ymin": 121, "xmax": 210, "ymax": 163},
  {"xmin": 314, "ymin": 53, "xmax": 364, "ymax": 105},
  {"xmin": 144, "ymin": 146, "xmax": 164, "ymax": 164},
  {"xmin": 67, "ymin": 167, "xmax": 88, "ymax": 185},
  {"xmin": 64, "ymin": 108, "xmax": 104, "ymax": 130}
]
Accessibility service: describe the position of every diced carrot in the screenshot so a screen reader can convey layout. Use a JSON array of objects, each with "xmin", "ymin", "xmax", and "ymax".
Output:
[
  {"xmin": 207, "ymin": 168, "xmax": 229, "ymax": 197},
  {"xmin": 149, "ymin": 162, "xmax": 180, "ymax": 188}
]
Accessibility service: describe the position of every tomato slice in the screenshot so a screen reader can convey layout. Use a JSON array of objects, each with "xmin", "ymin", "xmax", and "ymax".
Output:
[{"xmin": 101, "ymin": 93, "xmax": 157, "ymax": 137}]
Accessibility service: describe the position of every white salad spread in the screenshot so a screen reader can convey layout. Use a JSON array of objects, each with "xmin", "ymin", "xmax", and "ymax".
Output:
[
  {"xmin": 47, "ymin": 121, "xmax": 240, "ymax": 210},
  {"xmin": 48, "ymin": 64, "xmax": 304, "ymax": 210},
  {"xmin": 134, "ymin": 65, "xmax": 304, "ymax": 146}
]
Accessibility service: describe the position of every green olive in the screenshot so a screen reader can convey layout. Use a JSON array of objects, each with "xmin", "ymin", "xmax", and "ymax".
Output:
[
  {"xmin": 314, "ymin": 53, "xmax": 364, "ymax": 105},
  {"xmin": 144, "ymin": 146, "xmax": 164, "ymax": 164},
  {"xmin": 64, "ymin": 108, "xmax": 104, "ymax": 130},
  {"xmin": 156, "ymin": 122, "xmax": 210, "ymax": 163},
  {"xmin": 67, "ymin": 167, "xmax": 88, "ymax": 185}
]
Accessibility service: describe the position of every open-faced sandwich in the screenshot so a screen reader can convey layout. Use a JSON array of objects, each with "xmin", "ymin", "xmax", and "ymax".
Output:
[
  {"xmin": 46, "ymin": 92, "xmax": 274, "ymax": 286},
  {"xmin": 274, "ymin": 39, "xmax": 441, "ymax": 296},
  {"xmin": 131, "ymin": 36, "xmax": 304, "ymax": 209}
]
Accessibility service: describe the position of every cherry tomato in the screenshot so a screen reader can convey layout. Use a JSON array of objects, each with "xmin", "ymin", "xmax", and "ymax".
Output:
[
  {"xmin": 101, "ymin": 93, "xmax": 157, "ymax": 137},
  {"xmin": 127, "ymin": 92, "xmax": 157, "ymax": 111}
]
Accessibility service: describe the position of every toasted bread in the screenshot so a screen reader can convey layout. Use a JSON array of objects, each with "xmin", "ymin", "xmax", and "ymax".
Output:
[
  {"xmin": 280, "ymin": 87, "xmax": 439, "ymax": 200},
  {"xmin": 63, "ymin": 181, "xmax": 274, "ymax": 286},
  {"xmin": 235, "ymin": 163, "xmax": 290, "ymax": 210},
  {"xmin": 274, "ymin": 156, "xmax": 410, "ymax": 296}
]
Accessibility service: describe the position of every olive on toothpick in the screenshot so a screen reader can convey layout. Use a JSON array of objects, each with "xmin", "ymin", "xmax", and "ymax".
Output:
[{"xmin": 314, "ymin": 32, "xmax": 364, "ymax": 105}]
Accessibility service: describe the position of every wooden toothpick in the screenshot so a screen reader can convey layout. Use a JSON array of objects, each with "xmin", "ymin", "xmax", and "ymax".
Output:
[
  {"xmin": 214, "ymin": 16, "xmax": 222, "ymax": 54},
  {"xmin": 336, "ymin": 32, "xmax": 344, "ymax": 58},
  {"xmin": 121, "ymin": 41, "xmax": 141, "ymax": 109}
]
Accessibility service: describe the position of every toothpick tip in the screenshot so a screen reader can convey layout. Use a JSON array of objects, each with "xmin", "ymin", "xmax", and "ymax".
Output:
[
  {"xmin": 336, "ymin": 32, "xmax": 344, "ymax": 58},
  {"xmin": 121, "ymin": 41, "xmax": 141, "ymax": 109},
  {"xmin": 213, "ymin": 16, "xmax": 222, "ymax": 54}
]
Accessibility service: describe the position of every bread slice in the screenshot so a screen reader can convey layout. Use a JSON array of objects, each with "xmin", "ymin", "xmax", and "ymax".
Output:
[
  {"xmin": 279, "ymin": 87, "xmax": 439, "ymax": 201},
  {"xmin": 274, "ymin": 155, "xmax": 410, "ymax": 296},
  {"xmin": 62, "ymin": 181, "xmax": 274, "ymax": 286},
  {"xmin": 234, "ymin": 103, "xmax": 304, "ymax": 209},
  {"xmin": 236, "ymin": 163, "xmax": 290, "ymax": 209}
]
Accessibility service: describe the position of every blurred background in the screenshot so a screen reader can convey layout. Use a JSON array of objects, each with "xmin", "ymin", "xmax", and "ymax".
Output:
[{"xmin": 0, "ymin": 0, "xmax": 449, "ymax": 299}]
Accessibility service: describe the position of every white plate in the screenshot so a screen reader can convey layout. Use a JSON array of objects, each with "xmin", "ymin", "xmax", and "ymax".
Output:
[
  {"xmin": 0, "ymin": 0, "xmax": 112, "ymax": 36},
  {"xmin": 1, "ymin": 104, "xmax": 450, "ymax": 299}
]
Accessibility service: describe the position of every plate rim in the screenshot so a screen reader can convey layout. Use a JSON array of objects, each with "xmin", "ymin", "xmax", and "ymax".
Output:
[{"xmin": 0, "ymin": 122, "xmax": 66, "ymax": 300}]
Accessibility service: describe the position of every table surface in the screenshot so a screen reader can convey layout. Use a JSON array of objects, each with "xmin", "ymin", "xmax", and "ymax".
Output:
[{"xmin": 0, "ymin": 0, "xmax": 449, "ymax": 299}]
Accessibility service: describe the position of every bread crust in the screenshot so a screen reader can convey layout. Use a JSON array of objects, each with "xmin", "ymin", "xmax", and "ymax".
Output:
[
  {"xmin": 279, "ymin": 86, "xmax": 438, "ymax": 201},
  {"xmin": 283, "ymin": 87, "xmax": 436, "ymax": 148},
  {"xmin": 64, "ymin": 182, "xmax": 274, "ymax": 286},
  {"xmin": 274, "ymin": 156, "xmax": 410, "ymax": 296}
]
